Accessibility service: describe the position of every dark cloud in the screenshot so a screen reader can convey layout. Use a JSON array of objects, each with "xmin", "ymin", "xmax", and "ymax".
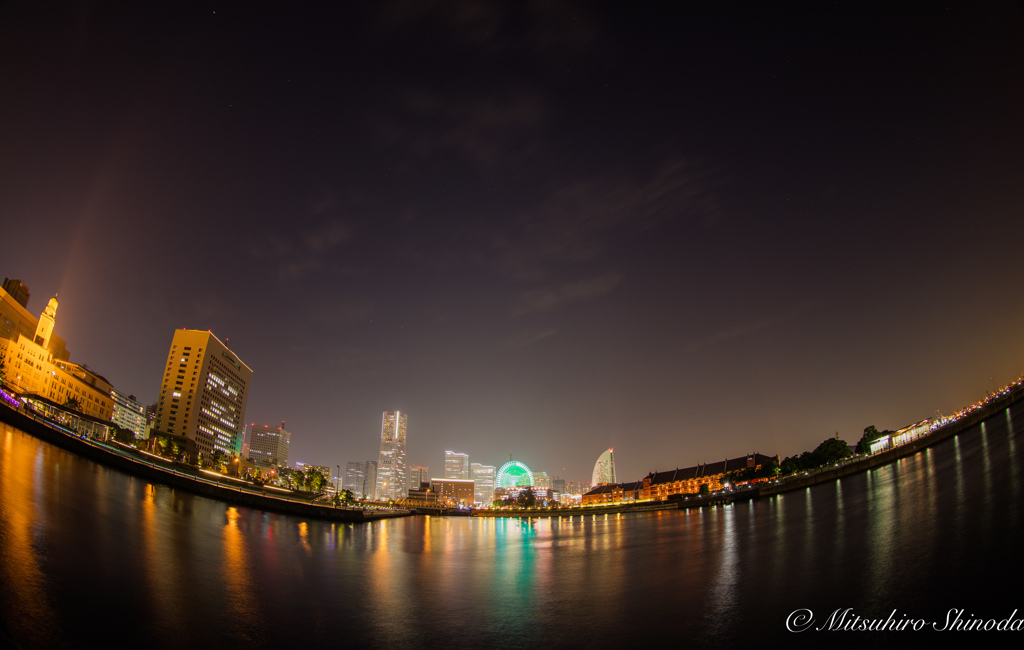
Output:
[
  {"xmin": 376, "ymin": 0, "xmax": 509, "ymax": 47},
  {"xmin": 375, "ymin": 0, "xmax": 598, "ymax": 57},
  {"xmin": 494, "ymin": 159, "xmax": 720, "ymax": 281},
  {"xmin": 391, "ymin": 89, "xmax": 547, "ymax": 167},
  {"xmin": 301, "ymin": 219, "xmax": 352, "ymax": 254},
  {"xmin": 525, "ymin": 0, "xmax": 600, "ymax": 55},
  {"xmin": 250, "ymin": 203, "xmax": 354, "ymax": 281}
]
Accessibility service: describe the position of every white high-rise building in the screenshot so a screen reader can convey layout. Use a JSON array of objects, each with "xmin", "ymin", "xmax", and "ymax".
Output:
[
  {"xmin": 344, "ymin": 461, "xmax": 365, "ymax": 496},
  {"xmin": 247, "ymin": 423, "xmax": 291, "ymax": 467},
  {"xmin": 445, "ymin": 451, "xmax": 470, "ymax": 480},
  {"xmin": 408, "ymin": 465, "xmax": 429, "ymax": 491},
  {"xmin": 592, "ymin": 448, "xmax": 616, "ymax": 486},
  {"xmin": 471, "ymin": 463, "xmax": 495, "ymax": 504},
  {"xmin": 375, "ymin": 411, "xmax": 407, "ymax": 500}
]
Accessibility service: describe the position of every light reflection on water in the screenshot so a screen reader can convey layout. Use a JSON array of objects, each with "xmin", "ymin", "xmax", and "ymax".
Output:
[
  {"xmin": 0, "ymin": 428, "xmax": 56, "ymax": 646},
  {"xmin": 3, "ymin": 405, "xmax": 1024, "ymax": 647}
]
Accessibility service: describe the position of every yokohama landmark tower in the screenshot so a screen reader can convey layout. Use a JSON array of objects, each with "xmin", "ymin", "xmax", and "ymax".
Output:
[{"xmin": 375, "ymin": 411, "xmax": 408, "ymax": 500}]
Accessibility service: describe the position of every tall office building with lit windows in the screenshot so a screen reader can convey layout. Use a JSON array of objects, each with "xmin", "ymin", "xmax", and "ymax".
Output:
[
  {"xmin": 408, "ymin": 465, "xmax": 430, "ymax": 492},
  {"xmin": 471, "ymin": 463, "xmax": 496, "ymax": 505},
  {"xmin": 375, "ymin": 411, "xmax": 407, "ymax": 500},
  {"xmin": 247, "ymin": 423, "xmax": 290, "ymax": 467},
  {"xmin": 111, "ymin": 391, "xmax": 146, "ymax": 438},
  {"xmin": 445, "ymin": 451, "xmax": 470, "ymax": 480},
  {"xmin": 154, "ymin": 329, "xmax": 252, "ymax": 459}
]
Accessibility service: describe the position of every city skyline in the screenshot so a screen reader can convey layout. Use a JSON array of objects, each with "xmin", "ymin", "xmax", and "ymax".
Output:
[{"xmin": 2, "ymin": 4, "xmax": 1023, "ymax": 481}]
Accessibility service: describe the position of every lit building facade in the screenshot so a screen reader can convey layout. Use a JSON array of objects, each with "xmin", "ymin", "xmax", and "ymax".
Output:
[
  {"xmin": 375, "ymin": 411, "xmax": 407, "ymax": 500},
  {"xmin": 408, "ymin": 465, "xmax": 429, "ymax": 492},
  {"xmin": 247, "ymin": 423, "xmax": 291, "ymax": 467},
  {"xmin": 444, "ymin": 451, "xmax": 470, "ymax": 480},
  {"xmin": 430, "ymin": 478, "xmax": 475, "ymax": 507},
  {"xmin": 591, "ymin": 448, "xmax": 616, "ymax": 486},
  {"xmin": 471, "ymin": 463, "xmax": 495, "ymax": 504},
  {"xmin": 111, "ymin": 391, "xmax": 146, "ymax": 438},
  {"xmin": 305, "ymin": 465, "xmax": 332, "ymax": 483},
  {"xmin": 551, "ymin": 477, "xmax": 566, "ymax": 495},
  {"xmin": 345, "ymin": 460, "xmax": 379, "ymax": 499},
  {"xmin": 0, "ymin": 279, "xmax": 69, "ymax": 362},
  {"xmin": 582, "ymin": 454, "xmax": 777, "ymax": 505},
  {"xmin": 0, "ymin": 286, "xmax": 112, "ymax": 421},
  {"xmin": 344, "ymin": 461, "xmax": 365, "ymax": 495},
  {"xmin": 154, "ymin": 329, "xmax": 252, "ymax": 459},
  {"xmin": 364, "ymin": 460, "xmax": 378, "ymax": 499}
]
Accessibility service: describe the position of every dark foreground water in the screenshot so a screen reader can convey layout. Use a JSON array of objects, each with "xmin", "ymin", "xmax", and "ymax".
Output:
[{"xmin": 3, "ymin": 404, "xmax": 1024, "ymax": 648}]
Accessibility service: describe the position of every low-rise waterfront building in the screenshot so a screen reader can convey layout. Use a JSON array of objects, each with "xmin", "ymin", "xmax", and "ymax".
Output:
[
  {"xmin": 0, "ymin": 286, "xmax": 113, "ymax": 421},
  {"xmin": 430, "ymin": 478, "xmax": 475, "ymax": 506},
  {"xmin": 583, "ymin": 453, "xmax": 777, "ymax": 505}
]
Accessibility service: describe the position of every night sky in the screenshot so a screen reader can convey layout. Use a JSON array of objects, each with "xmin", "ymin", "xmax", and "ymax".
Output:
[{"xmin": 3, "ymin": 2, "xmax": 1023, "ymax": 483}]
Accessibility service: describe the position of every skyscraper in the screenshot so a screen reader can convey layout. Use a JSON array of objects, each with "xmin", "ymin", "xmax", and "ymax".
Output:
[
  {"xmin": 375, "ymin": 411, "xmax": 407, "ymax": 500},
  {"xmin": 154, "ymin": 329, "xmax": 251, "ymax": 459},
  {"xmin": 363, "ymin": 460, "xmax": 378, "ymax": 500},
  {"xmin": 471, "ymin": 463, "xmax": 495, "ymax": 505},
  {"xmin": 408, "ymin": 465, "xmax": 429, "ymax": 492},
  {"xmin": 444, "ymin": 451, "xmax": 470, "ymax": 480},
  {"xmin": 344, "ymin": 461, "xmax": 365, "ymax": 496},
  {"xmin": 592, "ymin": 448, "xmax": 616, "ymax": 486},
  {"xmin": 247, "ymin": 423, "xmax": 291, "ymax": 467}
]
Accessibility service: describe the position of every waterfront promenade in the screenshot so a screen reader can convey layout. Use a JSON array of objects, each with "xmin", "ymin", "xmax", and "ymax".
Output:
[{"xmin": 0, "ymin": 400, "xmax": 409, "ymax": 523}]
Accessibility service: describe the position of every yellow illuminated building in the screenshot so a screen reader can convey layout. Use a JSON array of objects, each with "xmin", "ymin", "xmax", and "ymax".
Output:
[
  {"xmin": 153, "ymin": 329, "xmax": 252, "ymax": 459},
  {"xmin": 0, "ymin": 284, "xmax": 113, "ymax": 421}
]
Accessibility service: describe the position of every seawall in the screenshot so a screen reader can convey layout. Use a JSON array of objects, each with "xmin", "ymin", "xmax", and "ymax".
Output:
[{"xmin": 0, "ymin": 403, "xmax": 410, "ymax": 523}]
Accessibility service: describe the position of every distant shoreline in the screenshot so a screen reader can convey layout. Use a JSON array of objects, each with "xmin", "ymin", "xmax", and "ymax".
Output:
[
  {"xmin": 478, "ymin": 382, "xmax": 1024, "ymax": 518},
  {"xmin": 4, "ymin": 382, "xmax": 1020, "ymax": 523},
  {"xmin": 0, "ymin": 402, "xmax": 405, "ymax": 523}
]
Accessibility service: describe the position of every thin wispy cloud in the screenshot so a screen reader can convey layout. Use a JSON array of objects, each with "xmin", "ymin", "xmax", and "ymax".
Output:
[
  {"xmin": 503, "ymin": 327, "xmax": 558, "ymax": 349},
  {"xmin": 677, "ymin": 306, "xmax": 817, "ymax": 356},
  {"xmin": 512, "ymin": 273, "xmax": 622, "ymax": 316},
  {"xmin": 249, "ymin": 194, "xmax": 355, "ymax": 281},
  {"xmin": 388, "ymin": 89, "xmax": 547, "ymax": 167},
  {"xmin": 494, "ymin": 159, "xmax": 720, "ymax": 282}
]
